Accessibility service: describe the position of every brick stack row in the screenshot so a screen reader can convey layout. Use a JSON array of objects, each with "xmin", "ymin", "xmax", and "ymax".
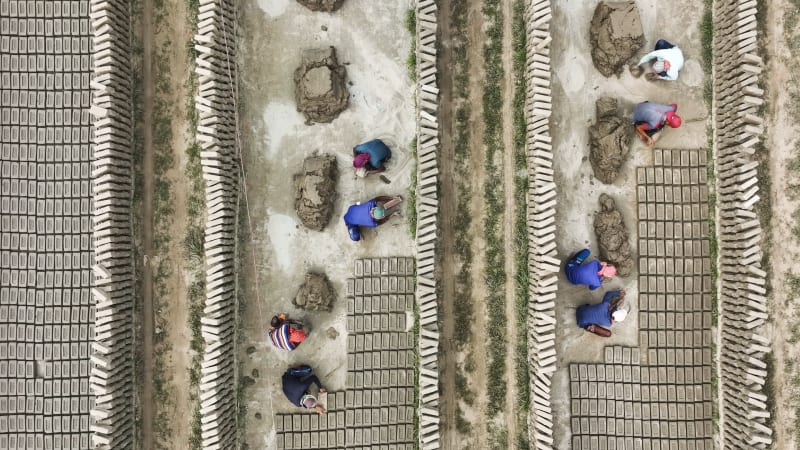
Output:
[
  {"xmin": 193, "ymin": 0, "xmax": 240, "ymax": 448},
  {"xmin": 88, "ymin": 0, "xmax": 137, "ymax": 447},
  {"xmin": 522, "ymin": 0, "xmax": 559, "ymax": 448},
  {"xmin": 413, "ymin": 1, "xmax": 441, "ymax": 449},
  {"xmin": 712, "ymin": 0, "xmax": 772, "ymax": 447}
]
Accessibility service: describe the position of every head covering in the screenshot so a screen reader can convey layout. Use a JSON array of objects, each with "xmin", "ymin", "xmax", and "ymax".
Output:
[
  {"xmin": 353, "ymin": 153, "xmax": 370, "ymax": 168},
  {"xmin": 652, "ymin": 59, "xmax": 670, "ymax": 73},
  {"xmin": 665, "ymin": 111, "xmax": 682, "ymax": 128},
  {"xmin": 301, "ymin": 394, "xmax": 317, "ymax": 408},
  {"xmin": 612, "ymin": 309, "xmax": 628, "ymax": 322},
  {"xmin": 598, "ymin": 264, "xmax": 617, "ymax": 278},
  {"xmin": 371, "ymin": 206, "xmax": 386, "ymax": 219},
  {"xmin": 355, "ymin": 167, "xmax": 368, "ymax": 178}
]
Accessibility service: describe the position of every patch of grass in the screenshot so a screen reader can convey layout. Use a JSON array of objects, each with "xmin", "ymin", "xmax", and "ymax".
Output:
[
  {"xmin": 511, "ymin": 1, "xmax": 531, "ymax": 448},
  {"xmin": 700, "ymin": 0, "xmax": 713, "ymax": 102},
  {"xmin": 408, "ymin": 137, "xmax": 418, "ymax": 238},
  {"xmin": 482, "ymin": 0, "xmax": 508, "ymax": 425},
  {"xmin": 406, "ymin": 8, "xmax": 417, "ymax": 82}
]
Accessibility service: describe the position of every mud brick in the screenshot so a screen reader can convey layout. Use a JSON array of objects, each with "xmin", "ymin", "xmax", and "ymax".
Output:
[{"xmin": 372, "ymin": 278, "xmax": 382, "ymax": 294}]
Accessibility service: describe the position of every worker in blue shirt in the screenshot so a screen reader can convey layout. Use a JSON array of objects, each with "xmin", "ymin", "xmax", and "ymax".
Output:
[
  {"xmin": 576, "ymin": 290, "xmax": 628, "ymax": 337},
  {"xmin": 564, "ymin": 248, "xmax": 617, "ymax": 290},
  {"xmin": 343, "ymin": 195, "xmax": 403, "ymax": 241}
]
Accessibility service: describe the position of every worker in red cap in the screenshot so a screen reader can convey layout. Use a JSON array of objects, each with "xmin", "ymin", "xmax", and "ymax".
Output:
[{"xmin": 632, "ymin": 101, "xmax": 682, "ymax": 146}]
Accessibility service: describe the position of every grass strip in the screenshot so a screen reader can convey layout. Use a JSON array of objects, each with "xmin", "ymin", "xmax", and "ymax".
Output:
[
  {"xmin": 481, "ymin": 0, "xmax": 508, "ymax": 446},
  {"xmin": 511, "ymin": 0, "xmax": 530, "ymax": 448}
]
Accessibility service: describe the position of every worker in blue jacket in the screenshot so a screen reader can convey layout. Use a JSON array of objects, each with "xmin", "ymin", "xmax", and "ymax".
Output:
[
  {"xmin": 343, "ymin": 195, "xmax": 403, "ymax": 241},
  {"xmin": 576, "ymin": 290, "xmax": 628, "ymax": 337},
  {"xmin": 564, "ymin": 248, "xmax": 617, "ymax": 290}
]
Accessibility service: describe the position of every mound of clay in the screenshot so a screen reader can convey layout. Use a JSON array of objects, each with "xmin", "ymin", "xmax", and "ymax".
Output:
[
  {"xmin": 593, "ymin": 194, "xmax": 634, "ymax": 277},
  {"xmin": 294, "ymin": 272, "xmax": 335, "ymax": 312},
  {"xmin": 296, "ymin": 0, "xmax": 344, "ymax": 11},
  {"xmin": 294, "ymin": 154, "xmax": 338, "ymax": 231},
  {"xmin": 590, "ymin": 1, "xmax": 644, "ymax": 77},
  {"xmin": 294, "ymin": 47, "xmax": 348, "ymax": 124},
  {"xmin": 589, "ymin": 97, "xmax": 631, "ymax": 184}
]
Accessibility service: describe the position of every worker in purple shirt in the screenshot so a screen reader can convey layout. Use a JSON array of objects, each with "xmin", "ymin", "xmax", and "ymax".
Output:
[
  {"xmin": 576, "ymin": 290, "xmax": 628, "ymax": 337},
  {"xmin": 632, "ymin": 101, "xmax": 682, "ymax": 146},
  {"xmin": 564, "ymin": 248, "xmax": 617, "ymax": 290}
]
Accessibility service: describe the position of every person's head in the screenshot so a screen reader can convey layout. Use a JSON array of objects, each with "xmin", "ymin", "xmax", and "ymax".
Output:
[
  {"xmin": 665, "ymin": 111, "xmax": 682, "ymax": 128},
  {"xmin": 652, "ymin": 59, "xmax": 670, "ymax": 73},
  {"xmin": 353, "ymin": 153, "xmax": 370, "ymax": 168},
  {"xmin": 612, "ymin": 309, "xmax": 628, "ymax": 322},
  {"xmin": 598, "ymin": 263, "xmax": 617, "ymax": 279},
  {"xmin": 270, "ymin": 316, "xmax": 282, "ymax": 328},
  {"xmin": 371, "ymin": 206, "xmax": 386, "ymax": 219},
  {"xmin": 301, "ymin": 394, "xmax": 317, "ymax": 409}
]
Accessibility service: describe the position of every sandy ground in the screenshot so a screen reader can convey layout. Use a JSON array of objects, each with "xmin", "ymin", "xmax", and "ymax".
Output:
[
  {"xmin": 765, "ymin": 0, "xmax": 800, "ymax": 446},
  {"xmin": 236, "ymin": 1, "xmax": 416, "ymax": 448},
  {"xmin": 547, "ymin": 0, "xmax": 707, "ymax": 447}
]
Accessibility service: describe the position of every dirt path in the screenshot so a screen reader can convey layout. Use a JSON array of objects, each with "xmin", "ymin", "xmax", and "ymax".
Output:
[
  {"xmin": 140, "ymin": 0, "xmax": 156, "ymax": 445},
  {"xmin": 436, "ymin": 0, "xmax": 491, "ymax": 448},
  {"xmin": 765, "ymin": 0, "xmax": 800, "ymax": 446},
  {"xmin": 436, "ymin": 0, "xmax": 459, "ymax": 445},
  {"xmin": 500, "ymin": 0, "xmax": 518, "ymax": 446},
  {"xmin": 154, "ymin": 0, "xmax": 194, "ymax": 447}
]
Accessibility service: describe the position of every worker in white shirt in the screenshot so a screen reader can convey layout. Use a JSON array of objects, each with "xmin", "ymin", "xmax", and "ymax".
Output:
[{"xmin": 637, "ymin": 39, "xmax": 684, "ymax": 81}]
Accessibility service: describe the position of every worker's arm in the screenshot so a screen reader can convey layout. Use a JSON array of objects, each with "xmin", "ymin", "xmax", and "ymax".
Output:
[
  {"xmin": 374, "ymin": 195, "xmax": 394, "ymax": 203},
  {"xmin": 302, "ymin": 375, "xmax": 323, "ymax": 392},
  {"xmin": 367, "ymin": 166, "xmax": 386, "ymax": 175},
  {"xmin": 635, "ymin": 124, "xmax": 654, "ymax": 146}
]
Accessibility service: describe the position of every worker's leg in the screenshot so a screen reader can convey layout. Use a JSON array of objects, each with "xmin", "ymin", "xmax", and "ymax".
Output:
[
  {"xmin": 654, "ymin": 39, "xmax": 674, "ymax": 50},
  {"xmin": 573, "ymin": 249, "xmax": 590, "ymax": 265}
]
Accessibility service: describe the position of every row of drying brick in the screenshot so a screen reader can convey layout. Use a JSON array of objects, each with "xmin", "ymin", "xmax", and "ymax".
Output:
[
  {"xmin": 87, "ymin": 0, "xmax": 137, "ymax": 446},
  {"xmin": 0, "ymin": 1, "xmax": 89, "ymax": 18},
  {"xmin": 193, "ymin": 0, "xmax": 240, "ymax": 448},
  {"xmin": 712, "ymin": 0, "xmax": 772, "ymax": 447},
  {"xmin": 413, "ymin": 1, "xmax": 441, "ymax": 448},
  {"xmin": 523, "ymin": 0, "xmax": 560, "ymax": 448}
]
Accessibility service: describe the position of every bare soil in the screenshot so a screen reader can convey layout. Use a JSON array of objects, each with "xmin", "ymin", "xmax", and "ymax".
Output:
[
  {"xmin": 136, "ymin": 0, "xmax": 195, "ymax": 447},
  {"xmin": 764, "ymin": 0, "xmax": 800, "ymax": 446},
  {"xmin": 139, "ymin": 0, "xmax": 155, "ymax": 444},
  {"xmin": 500, "ymin": 0, "xmax": 519, "ymax": 446}
]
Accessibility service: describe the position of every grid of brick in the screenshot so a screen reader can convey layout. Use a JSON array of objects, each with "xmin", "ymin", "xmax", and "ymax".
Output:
[
  {"xmin": 276, "ymin": 258, "xmax": 417, "ymax": 450},
  {"xmin": 0, "ymin": 1, "xmax": 93, "ymax": 448},
  {"xmin": 570, "ymin": 149, "xmax": 713, "ymax": 449}
]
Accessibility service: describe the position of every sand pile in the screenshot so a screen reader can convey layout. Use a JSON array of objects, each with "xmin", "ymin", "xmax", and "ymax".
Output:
[
  {"xmin": 294, "ymin": 272, "xmax": 335, "ymax": 312},
  {"xmin": 294, "ymin": 154, "xmax": 338, "ymax": 231},
  {"xmin": 590, "ymin": 1, "xmax": 644, "ymax": 77},
  {"xmin": 593, "ymin": 194, "xmax": 635, "ymax": 277},
  {"xmin": 589, "ymin": 97, "xmax": 631, "ymax": 184},
  {"xmin": 294, "ymin": 47, "xmax": 349, "ymax": 124}
]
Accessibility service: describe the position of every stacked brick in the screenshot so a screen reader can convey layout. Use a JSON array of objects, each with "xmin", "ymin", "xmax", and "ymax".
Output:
[
  {"xmin": 193, "ymin": 0, "xmax": 240, "ymax": 448},
  {"xmin": 712, "ymin": 0, "xmax": 771, "ymax": 446},
  {"xmin": 276, "ymin": 258, "xmax": 417, "ymax": 450},
  {"xmin": 88, "ymin": 0, "xmax": 136, "ymax": 447},
  {"xmin": 0, "ymin": 1, "xmax": 102, "ymax": 448},
  {"xmin": 522, "ymin": 0, "xmax": 560, "ymax": 448},
  {"xmin": 413, "ymin": 1, "xmax": 441, "ymax": 449},
  {"xmin": 569, "ymin": 346, "xmax": 713, "ymax": 449}
]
